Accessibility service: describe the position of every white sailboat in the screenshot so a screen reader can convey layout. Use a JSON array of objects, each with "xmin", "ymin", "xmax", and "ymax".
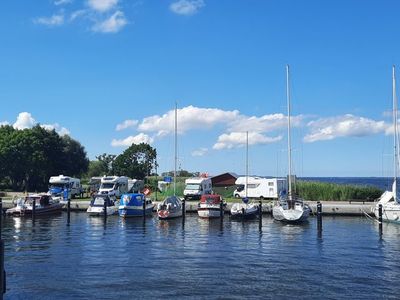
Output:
[
  {"xmin": 157, "ymin": 103, "xmax": 183, "ymax": 220},
  {"xmin": 272, "ymin": 65, "xmax": 310, "ymax": 223},
  {"xmin": 374, "ymin": 66, "xmax": 400, "ymax": 223},
  {"xmin": 230, "ymin": 131, "xmax": 260, "ymax": 220}
]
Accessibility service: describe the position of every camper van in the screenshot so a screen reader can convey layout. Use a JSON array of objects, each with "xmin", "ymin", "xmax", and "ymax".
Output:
[
  {"xmin": 233, "ymin": 177, "xmax": 286, "ymax": 199},
  {"xmin": 183, "ymin": 177, "xmax": 212, "ymax": 200},
  {"xmin": 48, "ymin": 175, "xmax": 82, "ymax": 201},
  {"xmin": 98, "ymin": 176, "xmax": 129, "ymax": 198},
  {"xmin": 128, "ymin": 179, "xmax": 144, "ymax": 193}
]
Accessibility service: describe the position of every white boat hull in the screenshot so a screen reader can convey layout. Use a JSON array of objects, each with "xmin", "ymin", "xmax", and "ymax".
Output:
[
  {"xmin": 86, "ymin": 206, "xmax": 117, "ymax": 216},
  {"xmin": 198, "ymin": 206, "xmax": 222, "ymax": 218},
  {"xmin": 272, "ymin": 202, "xmax": 310, "ymax": 223},
  {"xmin": 230, "ymin": 203, "xmax": 259, "ymax": 219},
  {"xmin": 374, "ymin": 202, "xmax": 400, "ymax": 223}
]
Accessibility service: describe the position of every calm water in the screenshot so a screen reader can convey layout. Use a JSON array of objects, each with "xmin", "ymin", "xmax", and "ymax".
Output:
[{"xmin": 2, "ymin": 213, "xmax": 400, "ymax": 299}]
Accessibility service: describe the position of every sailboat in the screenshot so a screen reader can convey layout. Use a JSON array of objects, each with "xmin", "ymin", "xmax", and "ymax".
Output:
[
  {"xmin": 230, "ymin": 131, "xmax": 260, "ymax": 220},
  {"xmin": 374, "ymin": 66, "xmax": 400, "ymax": 223},
  {"xmin": 157, "ymin": 103, "xmax": 183, "ymax": 220},
  {"xmin": 272, "ymin": 65, "xmax": 311, "ymax": 223}
]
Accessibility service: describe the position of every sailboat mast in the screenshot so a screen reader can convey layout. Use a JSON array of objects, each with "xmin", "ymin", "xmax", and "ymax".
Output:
[
  {"xmin": 246, "ymin": 131, "xmax": 249, "ymax": 199},
  {"xmin": 174, "ymin": 102, "xmax": 177, "ymax": 196},
  {"xmin": 393, "ymin": 66, "xmax": 397, "ymax": 202},
  {"xmin": 286, "ymin": 64, "xmax": 293, "ymax": 200}
]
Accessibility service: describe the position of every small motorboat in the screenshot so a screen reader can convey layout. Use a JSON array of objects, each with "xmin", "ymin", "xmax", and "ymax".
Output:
[
  {"xmin": 197, "ymin": 194, "xmax": 225, "ymax": 219},
  {"xmin": 230, "ymin": 198, "xmax": 260, "ymax": 220},
  {"xmin": 118, "ymin": 193, "xmax": 154, "ymax": 217},
  {"xmin": 6, "ymin": 194, "xmax": 64, "ymax": 216},
  {"xmin": 157, "ymin": 196, "xmax": 183, "ymax": 220},
  {"xmin": 86, "ymin": 194, "xmax": 118, "ymax": 216}
]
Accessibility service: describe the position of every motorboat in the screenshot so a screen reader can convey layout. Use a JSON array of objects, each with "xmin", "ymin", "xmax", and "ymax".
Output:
[
  {"xmin": 86, "ymin": 194, "xmax": 118, "ymax": 216},
  {"xmin": 231, "ymin": 198, "xmax": 259, "ymax": 220},
  {"xmin": 118, "ymin": 193, "xmax": 154, "ymax": 217},
  {"xmin": 157, "ymin": 196, "xmax": 183, "ymax": 220},
  {"xmin": 272, "ymin": 65, "xmax": 310, "ymax": 223},
  {"xmin": 6, "ymin": 194, "xmax": 64, "ymax": 216},
  {"xmin": 374, "ymin": 66, "xmax": 400, "ymax": 223},
  {"xmin": 197, "ymin": 194, "xmax": 225, "ymax": 218}
]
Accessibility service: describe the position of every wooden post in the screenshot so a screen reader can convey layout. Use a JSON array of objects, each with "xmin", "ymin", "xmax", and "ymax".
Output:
[
  {"xmin": 0, "ymin": 199, "xmax": 2, "ymax": 239},
  {"xmin": 103, "ymin": 197, "xmax": 107, "ymax": 220},
  {"xmin": 220, "ymin": 198, "xmax": 223, "ymax": 219},
  {"xmin": 67, "ymin": 198, "xmax": 71, "ymax": 225},
  {"xmin": 182, "ymin": 197, "xmax": 186, "ymax": 222},
  {"xmin": 317, "ymin": 202, "xmax": 322, "ymax": 233},
  {"xmin": 32, "ymin": 198, "xmax": 36, "ymax": 221},
  {"xmin": 142, "ymin": 196, "xmax": 146, "ymax": 218},
  {"xmin": 379, "ymin": 204, "xmax": 383, "ymax": 235},
  {"xmin": 259, "ymin": 199, "xmax": 262, "ymax": 230}
]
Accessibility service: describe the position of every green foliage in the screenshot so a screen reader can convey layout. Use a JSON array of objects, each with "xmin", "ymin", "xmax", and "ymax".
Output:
[
  {"xmin": 96, "ymin": 153, "xmax": 116, "ymax": 175},
  {"xmin": 296, "ymin": 181, "xmax": 382, "ymax": 201},
  {"xmin": 112, "ymin": 143, "xmax": 157, "ymax": 179},
  {"xmin": 0, "ymin": 125, "xmax": 89, "ymax": 191}
]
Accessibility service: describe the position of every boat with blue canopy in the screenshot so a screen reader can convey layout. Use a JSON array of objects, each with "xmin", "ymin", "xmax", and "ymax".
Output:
[{"xmin": 118, "ymin": 193, "xmax": 154, "ymax": 217}]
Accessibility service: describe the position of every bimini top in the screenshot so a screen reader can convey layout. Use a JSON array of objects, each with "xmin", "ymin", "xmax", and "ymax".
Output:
[
  {"xmin": 120, "ymin": 193, "xmax": 145, "ymax": 206},
  {"xmin": 200, "ymin": 194, "xmax": 222, "ymax": 204}
]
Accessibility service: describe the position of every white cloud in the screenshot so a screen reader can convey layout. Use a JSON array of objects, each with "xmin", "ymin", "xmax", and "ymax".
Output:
[
  {"xmin": 111, "ymin": 133, "xmax": 154, "ymax": 147},
  {"xmin": 41, "ymin": 123, "xmax": 71, "ymax": 136},
  {"xmin": 191, "ymin": 147, "xmax": 208, "ymax": 157},
  {"xmin": 304, "ymin": 114, "xmax": 388, "ymax": 143},
  {"xmin": 138, "ymin": 105, "xmax": 239, "ymax": 136},
  {"xmin": 170, "ymin": 0, "xmax": 205, "ymax": 16},
  {"xmin": 87, "ymin": 0, "xmax": 118, "ymax": 12},
  {"xmin": 13, "ymin": 112, "xmax": 36, "ymax": 130},
  {"xmin": 228, "ymin": 113, "xmax": 304, "ymax": 133},
  {"xmin": 213, "ymin": 132, "xmax": 282, "ymax": 150},
  {"xmin": 92, "ymin": 10, "xmax": 128, "ymax": 33},
  {"xmin": 70, "ymin": 9, "xmax": 87, "ymax": 21},
  {"xmin": 116, "ymin": 119, "xmax": 138, "ymax": 131},
  {"xmin": 54, "ymin": 0, "xmax": 73, "ymax": 5},
  {"xmin": 0, "ymin": 121, "xmax": 10, "ymax": 126},
  {"xmin": 34, "ymin": 14, "xmax": 64, "ymax": 26}
]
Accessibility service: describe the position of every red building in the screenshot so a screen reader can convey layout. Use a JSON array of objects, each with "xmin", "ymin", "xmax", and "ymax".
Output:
[{"xmin": 211, "ymin": 172, "xmax": 238, "ymax": 187}]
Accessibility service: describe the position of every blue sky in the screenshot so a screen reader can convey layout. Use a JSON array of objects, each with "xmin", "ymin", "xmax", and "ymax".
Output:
[{"xmin": 1, "ymin": 0, "xmax": 400, "ymax": 177}]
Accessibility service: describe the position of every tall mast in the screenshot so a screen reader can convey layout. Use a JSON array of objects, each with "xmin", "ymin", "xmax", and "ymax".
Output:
[
  {"xmin": 393, "ymin": 66, "xmax": 397, "ymax": 202},
  {"xmin": 246, "ymin": 131, "xmax": 249, "ymax": 199},
  {"xmin": 286, "ymin": 64, "xmax": 293, "ymax": 200},
  {"xmin": 174, "ymin": 102, "xmax": 178, "ymax": 196}
]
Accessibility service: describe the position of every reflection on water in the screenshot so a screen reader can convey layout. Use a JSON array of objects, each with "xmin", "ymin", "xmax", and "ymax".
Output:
[{"xmin": 2, "ymin": 213, "xmax": 400, "ymax": 299}]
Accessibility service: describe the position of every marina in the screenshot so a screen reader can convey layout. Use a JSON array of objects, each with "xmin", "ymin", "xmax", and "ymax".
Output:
[{"xmin": 2, "ymin": 212, "xmax": 400, "ymax": 299}]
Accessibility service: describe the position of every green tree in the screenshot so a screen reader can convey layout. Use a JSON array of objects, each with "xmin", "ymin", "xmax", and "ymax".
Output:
[
  {"xmin": 96, "ymin": 153, "xmax": 116, "ymax": 175},
  {"xmin": 112, "ymin": 143, "xmax": 157, "ymax": 179}
]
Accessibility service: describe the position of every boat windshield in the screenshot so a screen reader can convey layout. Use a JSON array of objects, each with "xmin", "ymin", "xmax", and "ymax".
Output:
[
  {"xmin": 101, "ymin": 183, "xmax": 115, "ymax": 189},
  {"xmin": 186, "ymin": 184, "xmax": 200, "ymax": 191},
  {"xmin": 92, "ymin": 197, "xmax": 105, "ymax": 206}
]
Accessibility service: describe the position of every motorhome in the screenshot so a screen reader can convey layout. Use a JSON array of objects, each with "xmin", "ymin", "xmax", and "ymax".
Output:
[
  {"xmin": 98, "ymin": 176, "xmax": 129, "ymax": 199},
  {"xmin": 48, "ymin": 175, "xmax": 82, "ymax": 201},
  {"xmin": 183, "ymin": 177, "xmax": 212, "ymax": 200},
  {"xmin": 233, "ymin": 177, "xmax": 286, "ymax": 199}
]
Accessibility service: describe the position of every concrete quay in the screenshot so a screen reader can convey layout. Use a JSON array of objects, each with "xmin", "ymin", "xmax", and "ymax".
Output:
[{"xmin": 0, "ymin": 199, "xmax": 375, "ymax": 216}]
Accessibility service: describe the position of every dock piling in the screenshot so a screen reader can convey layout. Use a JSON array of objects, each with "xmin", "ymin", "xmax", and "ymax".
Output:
[
  {"xmin": 378, "ymin": 204, "xmax": 383, "ymax": 234},
  {"xmin": 103, "ymin": 197, "xmax": 107, "ymax": 220},
  {"xmin": 317, "ymin": 202, "xmax": 322, "ymax": 233},
  {"xmin": 32, "ymin": 198, "xmax": 36, "ymax": 221},
  {"xmin": 259, "ymin": 199, "xmax": 262, "ymax": 230},
  {"xmin": 142, "ymin": 196, "xmax": 146, "ymax": 219},
  {"xmin": 67, "ymin": 199, "xmax": 71, "ymax": 225},
  {"xmin": 0, "ymin": 199, "xmax": 2, "ymax": 237},
  {"xmin": 0, "ymin": 240, "xmax": 4, "ymax": 298},
  {"xmin": 220, "ymin": 199, "xmax": 223, "ymax": 219},
  {"xmin": 182, "ymin": 197, "xmax": 186, "ymax": 223}
]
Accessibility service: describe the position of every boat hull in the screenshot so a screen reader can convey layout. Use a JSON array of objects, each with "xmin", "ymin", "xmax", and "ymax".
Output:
[
  {"xmin": 87, "ymin": 206, "xmax": 117, "ymax": 216},
  {"xmin": 272, "ymin": 204, "xmax": 310, "ymax": 223},
  {"xmin": 118, "ymin": 205, "xmax": 154, "ymax": 217},
  {"xmin": 6, "ymin": 203, "xmax": 64, "ymax": 216},
  {"xmin": 230, "ymin": 203, "xmax": 259, "ymax": 220},
  {"xmin": 158, "ymin": 209, "xmax": 182, "ymax": 220},
  {"xmin": 374, "ymin": 203, "xmax": 400, "ymax": 223},
  {"xmin": 197, "ymin": 207, "xmax": 222, "ymax": 218}
]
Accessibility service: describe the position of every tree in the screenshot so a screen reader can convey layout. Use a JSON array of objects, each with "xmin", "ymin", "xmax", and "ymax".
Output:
[
  {"xmin": 96, "ymin": 153, "xmax": 116, "ymax": 175},
  {"xmin": 112, "ymin": 143, "xmax": 157, "ymax": 179}
]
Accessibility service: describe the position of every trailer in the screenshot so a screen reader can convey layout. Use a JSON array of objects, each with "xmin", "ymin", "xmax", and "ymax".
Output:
[{"xmin": 233, "ymin": 176, "xmax": 286, "ymax": 199}]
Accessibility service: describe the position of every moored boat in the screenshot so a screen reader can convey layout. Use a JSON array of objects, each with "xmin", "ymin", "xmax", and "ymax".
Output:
[
  {"xmin": 86, "ymin": 194, "xmax": 118, "ymax": 216},
  {"xmin": 118, "ymin": 193, "xmax": 154, "ymax": 217},
  {"xmin": 197, "ymin": 194, "xmax": 225, "ymax": 218},
  {"xmin": 230, "ymin": 199, "xmax": 259, "ymax": 220},
  {"xmin": 157, "ymin": 196, "xmax": 183, "ymax": 220},
  {"xmin": 6, "ymin": 194, "xmax": 64, "ymax": 216}
]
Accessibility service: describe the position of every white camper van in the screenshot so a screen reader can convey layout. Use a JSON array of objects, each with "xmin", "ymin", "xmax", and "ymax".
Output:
[
  {"xmin": 48, "ymin": 175, "xmax": 82, "ymax": 201},
  {"xmin": 128, "ymin": 179, "xmax": 144, "ymax": 193},
  {"xmin": 233, "ymin": 177, "xmax": 286, "ymax": 199},
  {"xmin": 184, "ymin": 177, "xmax": 212, "ymax": 200},
  {"xmin": 98, "ymin": 176, "xmax": 129, "ymax": 198}
]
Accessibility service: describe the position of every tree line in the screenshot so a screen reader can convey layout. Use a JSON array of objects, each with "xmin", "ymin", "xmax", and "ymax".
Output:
[{"xmin": 0, "ymin": 125, "xmax": 157, "ymax": 192}]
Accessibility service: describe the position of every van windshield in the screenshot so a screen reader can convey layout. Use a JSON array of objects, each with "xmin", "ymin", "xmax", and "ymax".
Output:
[
  {"xmin": 50, "ymin": 183, "xmax": 66, "ymax": 189},
  {"xmin": 186, "ymin": 184, "xmax": 200, "ymax": 191},
  {"xmin": 101, "ymin": 183, "xmax": 115, "ymax": 189}
]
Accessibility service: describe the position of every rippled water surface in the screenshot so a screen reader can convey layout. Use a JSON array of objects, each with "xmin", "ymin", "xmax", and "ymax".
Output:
[{"xmin": 2, "ymin": 213, "xmax": 400, "ymax": 299}]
